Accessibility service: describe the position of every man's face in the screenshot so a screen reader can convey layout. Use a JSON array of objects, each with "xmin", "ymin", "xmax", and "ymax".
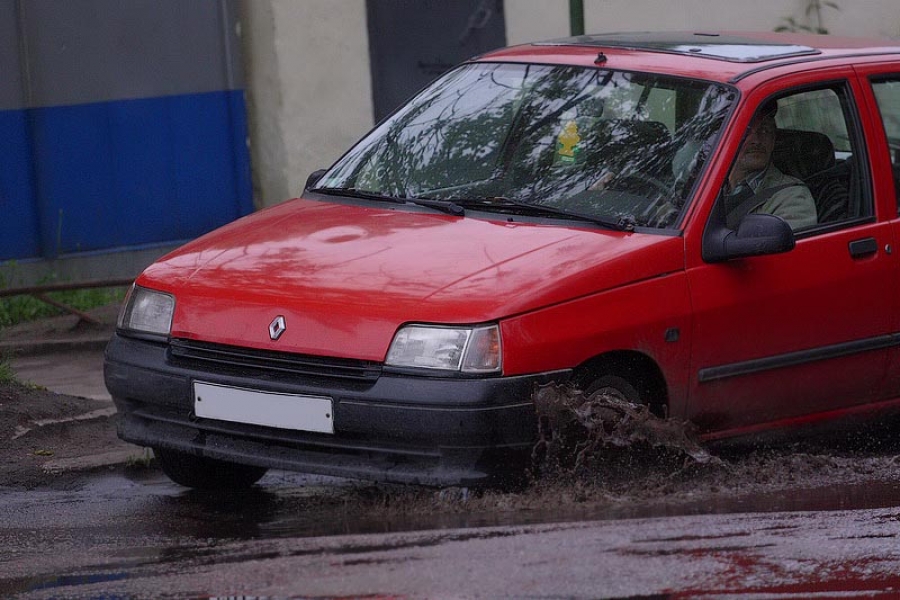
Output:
[{"xmin": 733, "ymin": 113, "xmax": 777, "ymax": 178}]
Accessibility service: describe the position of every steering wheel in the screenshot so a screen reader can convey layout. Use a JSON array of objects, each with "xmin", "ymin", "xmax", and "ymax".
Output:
[
  {"xmin": 606, "ymin": 170, "xmax": 672, "ymax": 197},
  {"xmin": 604, "ymin": 171, "xmax": 680, "ymax": 228}
]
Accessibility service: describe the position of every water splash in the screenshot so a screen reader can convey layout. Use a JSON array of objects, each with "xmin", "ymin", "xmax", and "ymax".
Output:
[{"xmin": 531, "ymin": 382, "xmax": 718, "ymax": 483}]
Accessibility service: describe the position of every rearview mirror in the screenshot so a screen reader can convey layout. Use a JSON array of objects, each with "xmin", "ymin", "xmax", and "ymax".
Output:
[{"xmin": 702, "ymin": 213, "xmax": 795, "ymax": 263}]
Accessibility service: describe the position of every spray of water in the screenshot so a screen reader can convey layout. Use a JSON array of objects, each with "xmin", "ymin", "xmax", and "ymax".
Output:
[{"xmin": 531, "ymin": 383, "xmax": 719, "ymax": 484}]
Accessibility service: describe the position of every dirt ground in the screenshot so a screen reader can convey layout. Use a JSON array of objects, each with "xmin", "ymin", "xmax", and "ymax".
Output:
[{"xmin": 0, "ymin": 380, "xmax": 128, "ymax": 489}]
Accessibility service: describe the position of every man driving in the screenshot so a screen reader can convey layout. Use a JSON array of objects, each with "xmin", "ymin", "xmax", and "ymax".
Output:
[{"xmin": 723, "ymin": 102, "xmax": 817, "ymax": 230}]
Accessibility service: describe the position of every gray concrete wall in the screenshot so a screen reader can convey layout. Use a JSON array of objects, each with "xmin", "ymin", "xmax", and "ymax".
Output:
[
  {"xmin": 240, "ymin": 0, "xmax": 373, "ymax": 208},
  {"xmin": 504, "ymin": 0, "xmax": 900, "ymax": 44}
]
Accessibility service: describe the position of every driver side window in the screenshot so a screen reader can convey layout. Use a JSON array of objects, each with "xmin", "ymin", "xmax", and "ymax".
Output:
[{"xmin": 719, "ymin": 84, "xmax": 869, "ymax": 233}]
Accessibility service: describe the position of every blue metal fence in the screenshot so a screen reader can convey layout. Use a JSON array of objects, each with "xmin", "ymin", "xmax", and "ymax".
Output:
[{"xmin": 0, "ymin": 0, "xmax": 251, "ymax": 264}]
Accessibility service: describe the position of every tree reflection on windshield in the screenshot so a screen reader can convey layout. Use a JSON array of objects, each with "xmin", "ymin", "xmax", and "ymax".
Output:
[{"xmin": 320, "ymin": 62, "xmax": 735, "ymax": 230}]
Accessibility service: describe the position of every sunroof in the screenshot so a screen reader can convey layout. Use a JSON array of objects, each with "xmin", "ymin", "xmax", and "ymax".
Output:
[{"xmin": 536, "ymin": 32, "xmax": 821, "ymax": 63}]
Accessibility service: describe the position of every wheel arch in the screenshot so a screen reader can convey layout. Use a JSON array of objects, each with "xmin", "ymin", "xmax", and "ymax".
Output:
[{"xmin": 573, "ymin": 350, "xmax": 669, "ymax": 417}]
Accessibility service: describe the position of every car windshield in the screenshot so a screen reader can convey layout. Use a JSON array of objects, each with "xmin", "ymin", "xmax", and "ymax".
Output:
[{"xmin": 318, "ymin": 62, "xmax": 735, "ymax": 229}]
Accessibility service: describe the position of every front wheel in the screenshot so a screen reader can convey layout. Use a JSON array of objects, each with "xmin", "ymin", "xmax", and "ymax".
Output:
[
  {"xmin": 153, "ymin": 448, "xmax": 268, "ymax": 490},
  {"xmin": 583, "ymin": 374, "xmax": 642, "ymax": 403},
  {"xmin": 579, "ymin": 365, "xmax": 665, "ymax": 418}
]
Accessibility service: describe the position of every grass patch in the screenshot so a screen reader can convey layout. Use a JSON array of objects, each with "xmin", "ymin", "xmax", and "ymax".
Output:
[
  {"xmin": 125, "ymin": 449, "xmax": 155, "ymax": 470},
  {"xmin": 0, "ymin": 263, "xmax": 128, "ymax": 328},
  {"xmin": 0, "ymin": 284, "xmax": 127, "ymax": 328},
  {"xmin": 0, "ymin": 287, "xmax": 127, "ymax": 327},
  {"xmin": 0, "ymin": 353, "xmax": 16, "ymax": 384}
]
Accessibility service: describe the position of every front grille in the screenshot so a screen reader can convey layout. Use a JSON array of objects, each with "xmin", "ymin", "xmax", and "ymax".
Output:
[{"xmin": 169, "ymin": 339, "xmax": 382, "ymax": 381}]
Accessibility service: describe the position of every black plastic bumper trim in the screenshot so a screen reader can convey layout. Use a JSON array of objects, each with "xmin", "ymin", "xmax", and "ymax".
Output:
[{"xmin": 104, "ymin": 333, "xmax": 571, "ymax": 484}]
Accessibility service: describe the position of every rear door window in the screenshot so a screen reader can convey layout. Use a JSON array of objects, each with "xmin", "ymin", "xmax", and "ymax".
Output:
[{"xmin": 870, "ymin": 78, "xmax": 900, "ymax": 210}]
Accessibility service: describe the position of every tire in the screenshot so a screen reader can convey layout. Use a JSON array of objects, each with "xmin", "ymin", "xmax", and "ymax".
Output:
[
  {"xmin": 583, "ymin": 374, "xmax": 642, "ymax": 404},
  {"xmin": 153, "ymin": 448, "xmax": 268, "ymax": 490}
]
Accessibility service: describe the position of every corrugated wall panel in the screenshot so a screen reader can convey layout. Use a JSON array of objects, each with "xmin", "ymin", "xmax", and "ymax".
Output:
[
  {"xmin": 29, "ymin": 90, "xmax": 250, "ymax": 255},
  {"xmin": 0, "ymin": 109, "xmax": 40, "ymax": 260},
  {"xmin": 0, "ymin": 1, "xmax": 38, "ymax": 261}
]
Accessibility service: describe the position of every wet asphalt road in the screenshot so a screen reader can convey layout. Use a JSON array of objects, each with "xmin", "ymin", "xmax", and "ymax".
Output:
[
  {"xmin": 4, "ymin": 469, "xmax": 900, "ymax": 598},
  {"xmin": 9, "ymin": 346, "xmax": 900, "ymax": 597}
]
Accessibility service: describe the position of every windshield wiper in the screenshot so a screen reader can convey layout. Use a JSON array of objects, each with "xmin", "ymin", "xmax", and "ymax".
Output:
[
  {"xmin": 456, "ymin": 196, "xmax": 635, "ymax": 232},
  {"xmin": 311, "ymin": 187, "xmax": 464, "ymax": 216},
  {"xmin": 405, "ymin": 197, "xmax": 465, "ymax": 216}
]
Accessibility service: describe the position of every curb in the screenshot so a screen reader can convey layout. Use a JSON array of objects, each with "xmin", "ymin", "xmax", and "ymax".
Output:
[{"xmin": 41, "ymin": 448, "xmax": 138, "ymax": 474}]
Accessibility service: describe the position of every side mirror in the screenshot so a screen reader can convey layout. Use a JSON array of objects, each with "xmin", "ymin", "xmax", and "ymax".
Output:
[
  {"xmin": 702, "ymin": 213, "xmax": 795, "ymax": 263},
  {"xmin": 304, "ymin": 168, "xmax": 328, "ymax": 192}
]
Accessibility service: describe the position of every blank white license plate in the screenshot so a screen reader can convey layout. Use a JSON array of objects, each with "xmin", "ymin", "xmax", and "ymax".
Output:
[{"xmin": 193, "ymin": 381, "xmax": 334, "ymax": 434}]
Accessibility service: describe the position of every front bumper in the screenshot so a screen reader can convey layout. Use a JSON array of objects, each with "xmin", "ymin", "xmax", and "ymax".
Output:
[{"xmin": 104, "ymin": 333, "xmax": 570, "ymax": 486}]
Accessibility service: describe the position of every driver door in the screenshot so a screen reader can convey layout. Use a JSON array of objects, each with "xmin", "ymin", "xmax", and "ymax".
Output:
[{"xmin": 685, "ymin": 80, "xmax": 896, "ymax": 437}]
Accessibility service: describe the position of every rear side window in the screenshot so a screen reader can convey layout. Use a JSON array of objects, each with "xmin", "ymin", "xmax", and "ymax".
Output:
[
  {"xmin": 776, "ymin": 87, "xmax": 871, "ymax": 228},
  {"xmin": 777, "ymin": 89, "xmax": 851, "ymax": 153},
  {"xmin": 870, "ymin": 78, "xmax": 900, "ymax": 210}
]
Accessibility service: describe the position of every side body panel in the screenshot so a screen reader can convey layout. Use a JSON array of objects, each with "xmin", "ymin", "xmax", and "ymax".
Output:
[{"xmin": 501, "ymin": 266, "xmax": 693, "ymax": 418}]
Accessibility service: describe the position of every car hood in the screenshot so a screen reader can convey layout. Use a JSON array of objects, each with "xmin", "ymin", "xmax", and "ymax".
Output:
[{"xmin": 138, "ymin": 198, "xmax": 685, "ymax": 360}]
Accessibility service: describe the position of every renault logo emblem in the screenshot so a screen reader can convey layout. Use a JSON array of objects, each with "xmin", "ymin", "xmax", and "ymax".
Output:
[{"xmin": 269, "ymin": 315, "xmax": 287, "ymax": 341}]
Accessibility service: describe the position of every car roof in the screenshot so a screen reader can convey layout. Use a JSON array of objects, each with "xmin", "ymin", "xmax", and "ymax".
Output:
[{"xmin": 476, "ymin": 31, "xmax": 900, "ymax": 84}]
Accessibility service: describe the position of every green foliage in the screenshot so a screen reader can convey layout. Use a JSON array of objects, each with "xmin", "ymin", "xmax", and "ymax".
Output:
[
  {"xmin": 125, "ymin": 448, "xmax": 155, "ymax": 470},
  {"xmin": 0, "ymin": 267, "xmax": 127, "ymax": 328},
  {"xmin": 775, "ymin": 0, "xmax": 840, "ymax": 34},
  {"xmin": 0, "ymin": 287, "xmax": 127, "ymax": 328},
  {"xmin": 0, "ymin": 353, "xmax": 15, "ymax": 384}
]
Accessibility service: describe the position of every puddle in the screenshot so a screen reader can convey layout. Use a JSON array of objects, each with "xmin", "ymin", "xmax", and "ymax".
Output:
[
  {"xmin": 17, "ymin": 478, "xmax": 900, "ymax": 597},
  {"xmin": 1, "ymin": 572, "xmax": 130, "ymax": 597},
  {"xmin": 7, "ymin": 385, "xmax": 900, "ymax": 578},
  {"xmin": 136, "ymin": 470, "xmax": 900, "ymax": 544},
  {"xmin": 17, "ymin": 383, "xmax": 900, "ymax": 546},
  {"xmin": 7, "ymin": 451, "xmax": 900, "ymax": 598}
]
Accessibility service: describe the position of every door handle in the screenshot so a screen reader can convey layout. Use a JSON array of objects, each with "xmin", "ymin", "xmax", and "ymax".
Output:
[{"xmin": 848, "ymin": 237, "xmax": 878, "ymax": 259}]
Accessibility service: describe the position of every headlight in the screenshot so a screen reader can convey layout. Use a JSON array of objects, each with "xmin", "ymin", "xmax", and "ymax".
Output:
[
  {"xmin": 385, "ymin": 324, "xmax": 501, "ymax": 374},
  {"xmin": 117, "ymin": 285, "xmax": 175, "ymax": 337}
]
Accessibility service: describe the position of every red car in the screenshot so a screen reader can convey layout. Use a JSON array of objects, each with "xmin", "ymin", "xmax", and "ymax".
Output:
[{"xmin": 105, "ymin": 31, "xmax": 900, "ymax": 489}]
